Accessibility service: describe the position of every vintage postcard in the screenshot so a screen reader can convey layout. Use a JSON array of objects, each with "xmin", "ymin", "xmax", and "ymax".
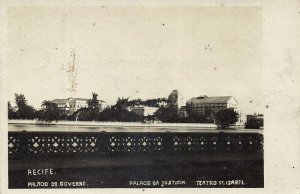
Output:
[{"xmin": 0, "ymin": 0, "xmax": 299, "ymax": 194}]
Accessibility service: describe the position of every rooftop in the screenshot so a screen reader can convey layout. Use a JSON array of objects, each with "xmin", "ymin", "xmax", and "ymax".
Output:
[
  {"xmin": 52, "ymin": 98, "xmax": 105, "ymax": 103},
  {"xmin": 187, "ymin": 96, "xmax": 235, "ymax": 104},
  {"xmin": 52, "ymin": 99, "xmax": 69, "ymax": 103}
]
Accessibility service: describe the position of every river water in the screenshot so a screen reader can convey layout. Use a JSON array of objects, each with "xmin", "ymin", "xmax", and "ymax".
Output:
[{"xmin": 8, "ymin": 124, "xmax": 262, "ymax": 133}]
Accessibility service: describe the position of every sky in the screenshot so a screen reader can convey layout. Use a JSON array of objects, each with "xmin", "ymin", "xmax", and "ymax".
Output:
[{"xmin": 7, "ymin": 6, "xmax": 263, "ymax": 114}]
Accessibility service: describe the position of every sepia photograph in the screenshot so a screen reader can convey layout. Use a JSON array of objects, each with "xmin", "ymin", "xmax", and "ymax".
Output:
[{"xmin": 5, "ymin": 5, "xmax": 265, "ymax": 189}]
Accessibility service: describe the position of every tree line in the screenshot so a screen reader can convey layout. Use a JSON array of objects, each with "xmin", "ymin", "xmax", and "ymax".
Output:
[
  {"xmin": 8, "ymin": 93, "xmax": 239, "ymax": 127},
  {"xmin": 7, "ymin": 93, "xmax": 168, "ymax": 122}
]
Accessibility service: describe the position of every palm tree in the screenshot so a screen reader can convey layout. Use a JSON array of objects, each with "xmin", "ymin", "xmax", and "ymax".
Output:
[{"xmin": 41, "ymin": 100, "xmax": 50, "ymax": 109}]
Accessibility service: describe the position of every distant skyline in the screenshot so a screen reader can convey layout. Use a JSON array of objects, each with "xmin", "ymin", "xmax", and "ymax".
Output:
[{"xmin": 7, "ymin": 6, "xmax": 263, "ymax": 114}]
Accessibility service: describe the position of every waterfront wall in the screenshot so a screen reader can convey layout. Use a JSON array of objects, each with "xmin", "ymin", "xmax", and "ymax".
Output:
[
  {"xmin": 8, "ymin": 119, "xmax": 218, "ymax": 128},
  {"xmin": 8, "ymin": 131, "xmax": 263, "ymax": 159}
]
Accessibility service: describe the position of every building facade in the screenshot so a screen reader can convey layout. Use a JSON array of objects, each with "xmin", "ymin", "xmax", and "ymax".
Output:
[
  {"xmin": 178, "ymin": 106, "xmax": 188, "ymax": 118},
  {"xmin": 246, "ymin": 114, "xmax": 264, "ymax": 129},
  {"xmin": 186, "ymin": 96, "xmax": 238, "ymax": 115},
  {"xmin": 130, "ymin": 106, "xmax": 158, "ymax": 117},
  {"xmin": 185, "ymin": 95, "xmax": 246, "ymax": 125},
  {"xmin": 52, "ymin": 98, "xmax": 105, "ymax": 115}
]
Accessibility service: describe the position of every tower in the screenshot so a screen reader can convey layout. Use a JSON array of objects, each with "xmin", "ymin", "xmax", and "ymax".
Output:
[{"xmin": 167, "ymin": 90, "xmax": 185, "ymax": 110}]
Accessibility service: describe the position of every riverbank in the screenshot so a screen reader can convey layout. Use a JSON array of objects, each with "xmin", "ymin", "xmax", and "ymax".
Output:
[{"xmin": 8, "ymin": 119, "xmax": 218, "ymax": 128}]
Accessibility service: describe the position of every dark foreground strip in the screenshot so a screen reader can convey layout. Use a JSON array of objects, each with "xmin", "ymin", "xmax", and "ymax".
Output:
[{"xmin": 8, "ymin": 131, "xmax": 264, "ymax": 188}]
